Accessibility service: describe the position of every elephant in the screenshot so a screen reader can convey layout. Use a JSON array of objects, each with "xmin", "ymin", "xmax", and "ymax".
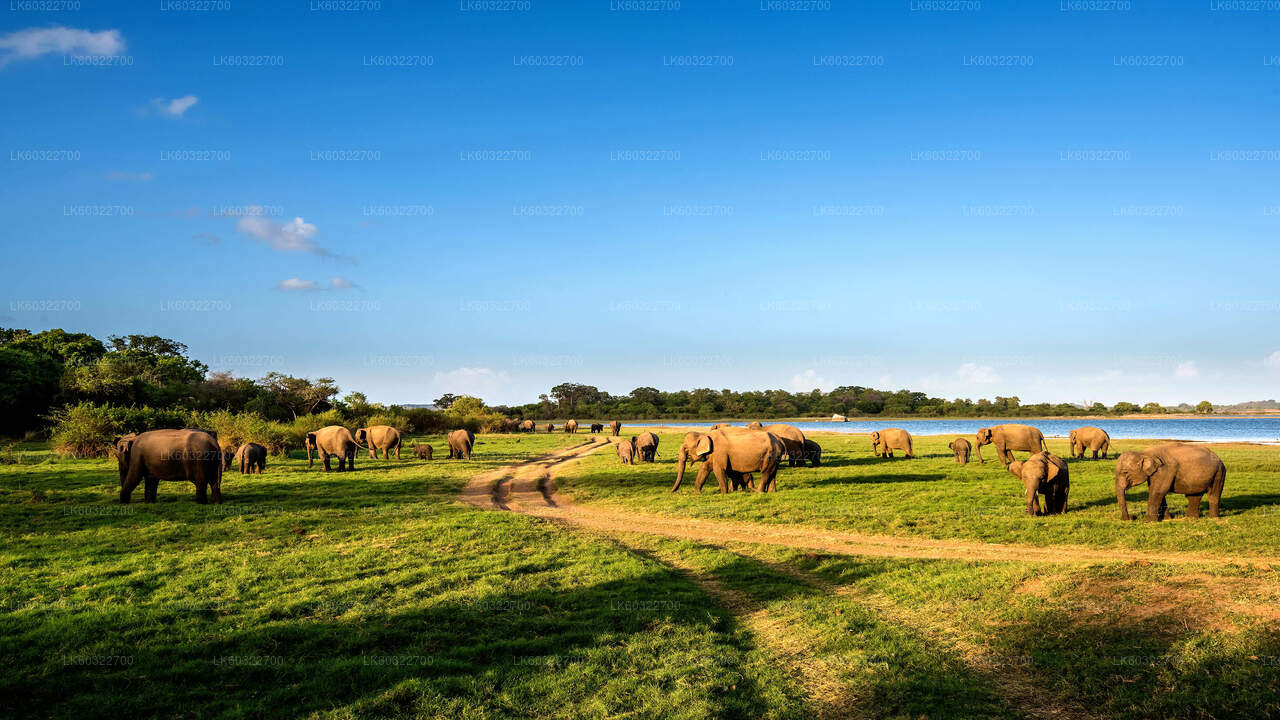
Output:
[
  {"xmin": 234, "ymin": 442, "xmax": 267, "ymax": 474},
  {"xmin": 671, "ymin": 427, "xmax": 784, "ymax": 494},
  {"xmin": 709, "ymin": 423, "xmax": 733, "ymax": 430},
  {"xmin": 609, "ymin": 420, "xmax": 622, "ymax": 436},
  {"xmin": 635, "ymin": 431, "xmax": 659, "ymax": 462},
  {"xmin": 746, "ymin": 421, "xmax": 763, "ymax": 429},
  {"xmin": 1069, "ymin": 426, "xmax": 1110, "ymax": 460},
  {"xmin": 1007, "ymin": 452, "xmax": 1070, "ymax": 516},
  {"xmin": 871, "ymin": 429, "xmax": 914, "ymax": 459},
  {"xmin": 802, "ymin": 438, "xmax": 822, "ymax": 467},
  {"xmin": 221, "ymin": 448, "xmax": 235, "ymax": 471},
  {"xmin": 307, "ymin": 426, "xmax": 359, "ymax": 472},
  {"xmin": 520, "ymin": 420, "xmax": 536, "ymax": 433},
  {"xmin": 616, "ymin": 437, "xmax": 636, "ymax": 464},
  {"xmin": 590, "ymin": 423, "xmax": 604, "ymax": 433},
  {"xmin": 496, "ymin": 418, "xmax": 519, "ymax": 433},
  {"xmin": 447, "ymin": 429, "xmax": 475, "ymax": 460},
  {"xmin": 975, "ymin": 424, "xmax": 1048, "ymax": 468},
  {"xmin": 1113, "ymin": 444, "xmax": 1226, "ymax": 521},
  {"xmin": 412, "ymin": 443, "xmax": 433, "ymax": 460},
  {"xmin": 115, "ymin": 429, "xmax": 223, "ymax": 504},
  {"xmin": 564, "ymin": 419, "xmax": 578, "ymax": 434},
  {"xmin": 545, "ymin": 423, "xmax": 554, "ymax": 433},
  {"xmin": 762, "ymin": 424, "xmax": 808, "ymax": 466},
  {"xmin": 948, "ymin": 438, "xmax": 972, "ymax": 464},
  {"xmin": 355, "ymin": 425, "xmax": 402, "ymax": 460}
]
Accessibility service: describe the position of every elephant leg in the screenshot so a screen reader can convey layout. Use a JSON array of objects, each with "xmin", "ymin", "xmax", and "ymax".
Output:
[
  {"xmin": 1146, "ymin": 488, "xmax": 1169, "ymax": 521},
  {"xmin": 1186, "ymin": 494, "xmax": 1202, "ymax": 518},
  {"xmin": 1025, "ymin": 485, "xmax": 1040, "ymax": 516},
  {"xmin": 692, "ymin": 463, "xmax": 714, "ymax": 493},
  {"xmin": 194, "ymin": 478, "xmax": 207, "ymax": 504},
  {"xmin": 396, "ymin": 445, "xmax": 401, "ymax": 460},
  {"xmin": 323, "ymin": 454, "xmax": 332, "ymax": 472},
  {"xmin": 144, "ymin": 475, "xmax": 159, "ymax": 504},
  {"xmin": 121, "ymin": 466, "xmax": 144, "ymax": 503}
]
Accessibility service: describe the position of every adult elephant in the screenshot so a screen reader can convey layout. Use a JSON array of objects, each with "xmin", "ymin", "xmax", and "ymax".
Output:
[
  {"xmin": 355, "ymin": 425, "xmax": 402, "ymax": 460},
  {"xmin": 545, "ymin": 423, "xmax": 554, "ymax": 433},
  {"xmin": 1007, "ymin": 452, "xmax": 1070, "ymax": 516},
  {"xmin": 710, "ymin": 423, "xmax": 733, "ymax": 430},
  {"xmin": 635, "ymin": 431, "xmax": 659, "ymax": 462},
  {"xmin": 1069, "ymin": 427, "xmax": 1110, "ymax": 460},
  {"xmin": 746, "ymin": 421, "xmax": 763, "ymax": 429},
  {"xmin": 616, "ymin": 437, "xmax": 636, "ymax": 464},
  {"xmin": 802, "ymin": 438, "xmax": 822, "ymax": 467},
  {"xmin": 609, "ymin": 420, "xmax": 622, "ymax": 437},
  {"xmin": 520, "ymin": 419, "xmax": 536, "ymax": 433},
  {"xmin": 871, "ymin": 429, "xmax": 914, "ymax": 459},
  {"xmin": 590, "ymin": 423, "xmax": 604, "ymax": 433},
  {"xmin": 447, "ymin": 429, "xmax": 475, "ymax": 460},
  {"xmin": 234, "ymin": 442, "xmax": 267, "ymax": 474},
  {"xmin": 975, "ymin": 424, "xmax": 1048, "ymax": 468},
  {"xmin": 565, "ymin": 419, "xmax": 578, "ymax": 434},
  {"xmin": 948, "ymin": 438, "xmax": 971, "ymax": 464},
  {"xmin": 672, "ymin": 427, "xmax": 784, "ymax": 494},
  {"xmin": 307, "ymin": 426, "xmax": 359, "ymax": 472},
  {"xmin": 116, "ymin": 429, "xmax": 223, "ymax": 504},
  {"xmin": 763, "ymin": 423, "xmax": 807, "ymax": 466},
  {"xmin": 1114, "ymin": 444, "xmax": 1226, "ymax": 521}
]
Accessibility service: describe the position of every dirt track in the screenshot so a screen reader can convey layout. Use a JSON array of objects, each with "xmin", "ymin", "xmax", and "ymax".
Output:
[{"xmin": 459, "ymin": 439, "xmax": 1276, "ymax": 568}]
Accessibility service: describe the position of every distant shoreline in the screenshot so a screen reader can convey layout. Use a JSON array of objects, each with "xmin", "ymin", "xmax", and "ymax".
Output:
[{"xmin": 552, "ymin": 413, "xmax": 1280, "ymax": 423}]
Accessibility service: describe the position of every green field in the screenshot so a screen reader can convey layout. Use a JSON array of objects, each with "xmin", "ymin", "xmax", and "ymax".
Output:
[{"xmin": 2, "ymin": 431, "xmax": 1278, "ymax": 719}]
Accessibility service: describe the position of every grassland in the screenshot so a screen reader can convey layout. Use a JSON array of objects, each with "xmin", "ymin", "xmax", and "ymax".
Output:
[{"xmin": 2, "ymin": 430, "xmax": 1278, "ymax": 719}]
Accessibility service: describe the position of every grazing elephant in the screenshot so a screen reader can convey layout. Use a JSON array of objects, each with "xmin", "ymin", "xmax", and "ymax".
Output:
[
  {"xmin": 609, "ymin": 420, "xmax": 622, "ymax": 436},
  {"xmin": 802, "ymin": 438, "xmax": 822, "ymax": 467},
  {"xmin": 1113, "ymin": 444, "xmax": 1226, "ymax": 521},
  {"xmin": 975, "ymin": 424, "xmax": 1048, "ymax": 468},
  {"xmin": 221, "ymin": 448, "xmax": 235, "ymax": 471},
  {"xmin": 355, "ymin": 425, "xmax": 402, "ymax": 460},
  {"xmin": 1007, "ymin": 452, "xmax": 1070, "ymax": 516},
  {"xmin": 635, "ymin": 431, "xmax": 659, "ymax": 462},
  {"xmin": 590, "ymin": 423, "xmax": 604, "ymax": 433},
  {"xmin": 545, "ymin": 423, "xmax": 554, "ymax": 433},
  {"xmin": 763, "ymin": 424, "xmax": 808, "ymax": 466},
  {"xmin": 116, "ymin": 429, "xmax": 223, "ymax": 504},
  {"xmin": 948, "ymin": 438, "xmax": 972, "ymax": 464},
  {"xmin": 616, "ymin": 437, "xmax": 636, "ymax": 464},
  {"xmin": 1069, "ymin": 427, "xmax": 1110, "ymax": 460},
  {"xmin": 520, "ymin": 419, "xmax": 536, "ymax": 433},
  {"xmin": 564, "ymin": 419, "xmax": 578, "ymax": 433},
  {"xmin": 447, "ymin": 429, "xmax": 475, "ymax": 460},
  {"xmin": 672, "ymin": 427, "xmax": 784, "ymax": 493},
  {"xmin": 871, "ymin": 429, "xmax": 914, "ymax": 458},
  {"xmin": 234, "ymin": 442, "xmax": 267, "ymax": 474},
  {"xmin": 412, "ymin": 444, "xmax": 433, "ymax": 460},
  {"xmin": 307, "ymin": 426, "xmax": 359, "ymax": 472}
]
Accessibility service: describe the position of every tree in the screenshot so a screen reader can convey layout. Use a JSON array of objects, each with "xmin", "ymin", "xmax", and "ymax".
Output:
[
  {"xmin": 1112, "ymin": 402, "xmax": 1140, "ymax": 415},
  {"xmin": 448, "ymin": 396, "xmax": 487, "ymax": 416},
  {"xmin": 1142, "ymin": 402, "xmax": 1166, "ymax": 414},
  {"xmin": 550, "ymin": 383, "xmax": 600, "ymax": 415},
  {"xmin": 258, "ymin": 373, "xmax": 340, "ymax": 419},
  {"xmin": 1195, "ymin": 400, "xmax": 1214, "ymax": 415},
  {"xmin": 433, "ymin": 393, "xmax": 459, "ymax": 410}
]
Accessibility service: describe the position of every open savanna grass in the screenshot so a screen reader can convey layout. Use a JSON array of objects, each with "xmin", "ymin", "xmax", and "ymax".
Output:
[
  {"xmin": 0, "ymin": 432, "xmax": 810, "ymax": 720},
  {"xmin": 556, "ymin": 432, "xmax": 1280, "ymax": 555}
]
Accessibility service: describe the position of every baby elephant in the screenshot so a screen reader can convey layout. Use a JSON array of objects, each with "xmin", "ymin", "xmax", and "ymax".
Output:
[
  {"xmin": 948, "ymin": 438, "xmax": 971, "ymax": 464},
  {"xmin": 1113, "ymin": 443, "xmax": 1225, "ymax": 521},
  {"xmin": 1007, "ymin": 451, "xmax": 1070, "ymax": 516},
  {"xmin": 802, "ymin": 438, "xmax": 822, "ymax": 467},
  {"xmin": 616, "ymin": 437, "xmax": 637, "ymax": 464},
  {"xmin": 234, "ymin": 442, "xmax": 267, "ymax": 474},
  {"xmin": 590, "ymin": 423, "xmax": 605, "ymax": 433},
  {"xmin": 413, "ymin": 444, "xmax": 433, "ymax": 460}
]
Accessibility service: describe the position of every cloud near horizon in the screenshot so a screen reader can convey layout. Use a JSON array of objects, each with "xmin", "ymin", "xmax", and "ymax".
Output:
[
  {"xmin": 275, "ymin": 276, "xmax": 357, "ymax": 291},
  {"xmin": 235, "ymin": 206, "xmax": 354, "ymax": 263},
  {"xmin": 0, "ymin": 26, "xmax": 124, "ymax": 68}
]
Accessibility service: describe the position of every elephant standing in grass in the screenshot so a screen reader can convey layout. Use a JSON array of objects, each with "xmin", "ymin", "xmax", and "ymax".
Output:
[
  {"xmin": 802, "ymin": 438, "xmax": 822, "ymax": 467},
  {"xmin": 545, "ymin": 423, "xmax": 554, "ymax": 433},
  {"xmin": 221, "ymin": 448, "xmax": 235, "ymax": 471},
  {"xmin": 617, "ymin": 437, "xmax": 636, "ymax": 464},
  {"xmin": 307, "ymin": 426, "xmax": 359, "ymax": 472},
  {"xmin": 116, "ymin": 429, "xmax": 223, "ymax": 504},
  {"xmin": 235, "ymin": 443, "xmax": 267, "ymax": 474},
  {"xmin": 413, "ymin": 444, "xmax": 433, "ymax": 460},
  {"xmin": 672, "ymin": 427, "xmax": 784, "ymax": 494},
  {"xmin": 1114, "ymin": 444, "xmax": 1226, "ymax": 521},
  {"xmin": 590, "ymin": 423, "xmax": 604, "ymax": 433},
  {"xmin": 948, "ymin": 438, "xmax": 971, "ymax": 464},
  {"xmin": 1069, "ymin": 427, "xmax": 1110, "ymax": 460},
  {"xmin": 635, "ymin": 431, "xmax": 659, "ymax": 462},
  {"xmin": 764, "ymin": 424, "xmax": 808, "ymax": 466},
  {"xmin": 520, "ymin": 420, "xmax": 535, "ymax": 433},
  {"xmin": 356, "ymin": 425, "xmax": 402, "ymax": 460},
  {"xmin": 871, "ymin": 429, "xmax": 914, "ymax": 459},
  {"xmin": 975, "ymin": 424, "xmax": 1048, "ymax": 468},
  {"xmin": 447, "ymin": 429, "xmax": 475, "ymax": 460},
  {"xmin": 565, "ymin": 420, "xmax": 578, "ymax": 434},
  {"xmin": 710, "ymin": 423, "xmax": 733, "ymax": 430},
  {"xmin": 746, "ymin": 421, "xmax": 763, "ymax": 429},
  {"xmin": 1007, "ymin": 452, "xmax": 1070, "ymax": 516},
  {"xmin": 610, "ymin": 420, "xmax": 622, "ymax": 436}
]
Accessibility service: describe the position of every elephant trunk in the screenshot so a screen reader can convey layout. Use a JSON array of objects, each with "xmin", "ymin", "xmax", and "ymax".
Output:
[
  {"xmin": 671, "ymin": 450, "xmax": 688, "ymax": 492},
  {"xmin": 306, "ymin": 441, "xmax": 313, "ymax": 467},
  {"xmin": 1115, "ymin": 476, "xmax": 1131, "ymax": 520},
  {"xmin": 975, "ymin": 436, "xmax": 984, "ymax": 463}
]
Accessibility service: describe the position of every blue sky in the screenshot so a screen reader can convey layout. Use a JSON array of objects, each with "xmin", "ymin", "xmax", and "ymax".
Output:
[{"xmin": 2, "ymin": 1, "xmax": 1279, "ymax": 406}]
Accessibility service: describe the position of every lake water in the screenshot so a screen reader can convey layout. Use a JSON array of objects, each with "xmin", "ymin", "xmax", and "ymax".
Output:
[{"xmin": 628, "ymin": 418, "xmax": 1280, "ymax": 443}]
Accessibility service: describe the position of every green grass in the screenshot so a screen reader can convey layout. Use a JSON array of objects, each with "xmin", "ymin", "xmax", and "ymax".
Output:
[
  {"xmin": 4, "ymin": 431, "xmax": 1279, "ymax": 719},
  {"xmin": 557, "ymin": 432, "xmax": 1280, "ymax": 554}
]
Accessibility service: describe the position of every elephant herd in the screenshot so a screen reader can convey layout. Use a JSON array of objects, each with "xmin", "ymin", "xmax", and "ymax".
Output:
[{"xmin": 667, "ymin": 422, "xmax": 822, "ymax": 494}]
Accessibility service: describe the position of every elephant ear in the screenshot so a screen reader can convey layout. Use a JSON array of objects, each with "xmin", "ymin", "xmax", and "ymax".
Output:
[
  {"xmin": 1140, "ymin": 455, "xmax": 1163, "ymax": 477},
  {"xmin": 871, "ymin": 431, "xmax": 880, "ymax": 442},
  {"xmin": 1045, "ymin": 458, "xmax": 1061, "ymax": 482},
  {"xmin": 694, "ymin": 435, "xmax": 713, "ymax": 458},
  {"xmin": 115, "ymin": 435, "xmax": 135, "ymax": 459},
  {"xmin": 1008, "ymin": 460, "xmax": 1023, "ymax": 477},
  {"xmin": 947, "ymin": 440, "xmax": 954, "ymax": 450}
]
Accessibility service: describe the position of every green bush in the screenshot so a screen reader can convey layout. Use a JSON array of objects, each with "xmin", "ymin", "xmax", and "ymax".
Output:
[
  {"xmin": 363, "ymin": 413, "xmax": 410, "ymax": 434},
  {"xmin": 49, "ymin": 403, "xmax": 120, "ymax": 458},
  {"xmin": 189, "ymin": 410, "xmax": 293, "ymax": 455}
]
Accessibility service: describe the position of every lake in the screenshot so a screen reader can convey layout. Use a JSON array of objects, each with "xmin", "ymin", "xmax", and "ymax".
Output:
[{"xmin": 628, "ymin": 418, "xmax": 1280, "ymax": 443}]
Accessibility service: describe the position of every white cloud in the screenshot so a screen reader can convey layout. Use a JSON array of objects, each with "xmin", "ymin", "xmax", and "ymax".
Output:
[
  {"xmin": 1174, "ymin": 361, "xmax": 1199, "ymax": 378},
  {"xmin": 790, "ymin": 369, "xmax": 834, "ymax": 392},
  {"xmin": 105, "ymin": 171, "xmax": 153, "ymax": 182},
  {"xmin": 151, "ymin": 94, "xmax": 198, "ymax": 117},
  {"xmin": 955, "ymin": 362, "xmax": 999, "ymax": 385},
  {"xmin": 0, "ymin": 27, "xmax": 124, "ymax": 68},
  {"xmin": 329, "ymin": 277, "xmax": 354, "ymax": 290},
  {"xmin": 432, "ymin": 367, "xmax": 511, "ymax": 400},
  {"xmin": 235, "ymin": 206, "xmax": 353, "ymax": 262},
  {"xmin": 276, "ymin": 278, "xmax": 317, "ymax": 291},
  {"xmin": 1265, "ymin": 351, "xmax": 1280, "ymax": 369}
]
